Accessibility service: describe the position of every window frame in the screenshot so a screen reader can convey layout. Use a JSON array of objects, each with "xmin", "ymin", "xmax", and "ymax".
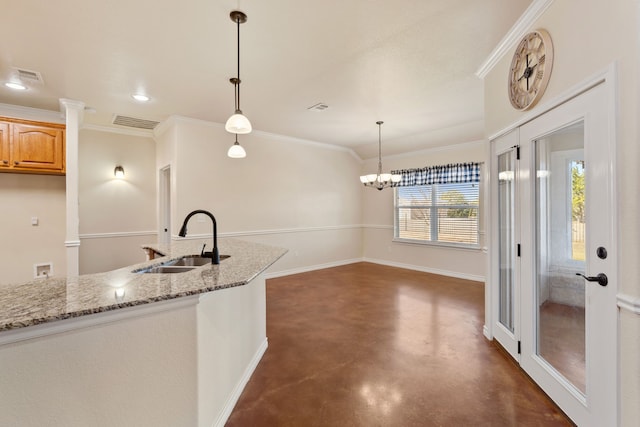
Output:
[{"xmin": 393, "ymin": 182, "xmax": 481, "ymax": 249}]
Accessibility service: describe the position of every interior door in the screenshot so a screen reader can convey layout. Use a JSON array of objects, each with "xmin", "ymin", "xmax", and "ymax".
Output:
[
  {"xmin": 491, "ymin": 129, "xmax": 520, "ymax": 360},
  {"xmin": 519, "ymin": 83, "xmax": 617, "ymax": 426}
]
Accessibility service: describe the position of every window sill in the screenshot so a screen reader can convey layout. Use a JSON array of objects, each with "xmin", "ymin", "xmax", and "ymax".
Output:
[{"xmin": 392, "ymin": 238, "xmax": 482, "ymax": 252}]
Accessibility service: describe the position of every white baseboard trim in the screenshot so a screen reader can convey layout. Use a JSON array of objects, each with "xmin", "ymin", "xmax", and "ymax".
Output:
[
  {"xmin": 214, "ymin": 337, "xmax": 269, "ymax": 427},
  {"xmin": 265, "ymin": 257, "xmax": 484, "ymax": 283},
  {"xmin": 362, "ymin": 257, "xmax": 485, "ymax": 283},
  {"xmin": 617, "ymin": 293, "xmax": 640, "ymax": 315},
  {"xmin": 483, "ymin": 325, "xmax": 493, "ymax": 340},
  {"xmin": 264, "ymin": 258, "xmax": 363, "ymax": 279}
]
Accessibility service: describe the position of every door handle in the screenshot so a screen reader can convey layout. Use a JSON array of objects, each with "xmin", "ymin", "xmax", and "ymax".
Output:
[{"xmin": 576, "ymin": 272, "xmax": 608, "ymax": 287}]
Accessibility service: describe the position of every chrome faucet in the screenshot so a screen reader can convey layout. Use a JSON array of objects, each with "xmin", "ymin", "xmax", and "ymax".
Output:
[{"xmin": 178, "ymin": 209, "xmax": 220, "ymax": 264}]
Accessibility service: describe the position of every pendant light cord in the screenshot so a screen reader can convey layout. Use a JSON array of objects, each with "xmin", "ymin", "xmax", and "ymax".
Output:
[
  {"xmin": 236, "ymin": 16, "xmax": 241, "ymax": 112},
  {"xmin": 377, "ymin": 122, "xmax": 383, "ymax": 176}
]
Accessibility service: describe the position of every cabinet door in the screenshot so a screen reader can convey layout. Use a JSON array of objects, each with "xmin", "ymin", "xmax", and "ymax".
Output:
[
  {"xmin": 0, "ymin": 123, "xmax": 9, "ymax": 169},
  {"xmin": 12, "ymin": 123, "xmax": 64, "ymax": 173}
]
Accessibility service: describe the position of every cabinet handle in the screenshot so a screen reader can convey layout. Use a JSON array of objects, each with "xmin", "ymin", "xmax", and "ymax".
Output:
[
  {"xmin": 2, "ymin": 160, "xmax": 7, "ymax": 164},
  {"xmin": 14, "ymin": 161, "xmax": 19, "ymax": 165}
]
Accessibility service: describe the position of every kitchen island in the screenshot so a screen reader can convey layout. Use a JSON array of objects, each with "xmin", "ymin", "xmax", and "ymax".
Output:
[{"xmin": 0, "ymin": 238, "xmax": 287, "ymax": 427}]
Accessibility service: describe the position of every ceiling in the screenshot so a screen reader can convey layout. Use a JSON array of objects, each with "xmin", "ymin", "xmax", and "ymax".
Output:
[{"xmin": 0, "ymin": 0, "xmax": 531, "ymax": 159}]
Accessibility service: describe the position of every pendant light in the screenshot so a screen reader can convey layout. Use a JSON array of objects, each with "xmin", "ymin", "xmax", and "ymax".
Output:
[
  {"xmin": 225, "ymin": 11, "xmax": 252, "ymax": 135},
  {"xmin": 227, "ymin": 133, "xmax": 247, "ymax": 158},
  {"xmin": 359, "ymin": 121, "xmax": 401, "ymax": 190}
]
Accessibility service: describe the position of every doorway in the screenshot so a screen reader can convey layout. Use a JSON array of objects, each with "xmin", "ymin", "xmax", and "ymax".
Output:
[
  {"xmin": 491, "ymin": 81, "xmax": 618, "ymax": 426},
  {"xmin": 159, "ymin": 165, "xmax": 171, "ymax": 244}
]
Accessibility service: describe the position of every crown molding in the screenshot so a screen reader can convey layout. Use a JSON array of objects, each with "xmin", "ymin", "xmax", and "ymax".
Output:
[
  {"xmin": 82, "ymin": 123, "xmax": 154, "ymax": 138},
  {"xmin": 0, "ymin": 102, "xmax": 65, "ymax": 124},
  {"xmin": 475, "ymin": 0, "xmax": 555, "ymax": 79},
  {"xmin": 155, "ymin": 115, "xmax": 363, "ymax": 162}
]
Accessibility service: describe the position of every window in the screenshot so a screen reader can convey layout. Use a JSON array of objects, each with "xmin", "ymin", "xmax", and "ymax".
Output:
[
  {"xmin": 570, "ymin": 160, "xmax": 585, "ymax": 261},
  {"xmin": 394, "ymin": 181, "xmax": 480, "ymax": 247}
]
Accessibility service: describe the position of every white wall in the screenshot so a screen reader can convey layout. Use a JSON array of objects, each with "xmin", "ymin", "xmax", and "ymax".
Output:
[
  {"xmin": 78, "ymin": 129, "xmax": 157, "ymax": 274},
  {"xmin": 0, "ymin": 173, "xmax": 67, "ymax": 286},
  {"xmin": 156, "ymin": 117, "xmax": 363, "ymax": 275},
  {"xmin": 483, "ymin": 0, "xmax": 640, "ymax": 424},
  {"xmin": 361, "ymin": 141, "xmax": 487, "ymax": 281}
]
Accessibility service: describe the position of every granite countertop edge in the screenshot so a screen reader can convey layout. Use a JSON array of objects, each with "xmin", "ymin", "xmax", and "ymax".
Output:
[{"xmin": 0, "ymin": 238, "xmax": 287, "ymax": 333}]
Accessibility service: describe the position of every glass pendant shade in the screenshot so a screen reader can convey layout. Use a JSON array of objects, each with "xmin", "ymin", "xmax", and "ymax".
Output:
[
  {"xmin": 225, "ymin": 112, "xmax": 252, "ymax": 134},
  {"xmin": 227, "ymin": 141, "xmax": 247, "ymax": 158}
]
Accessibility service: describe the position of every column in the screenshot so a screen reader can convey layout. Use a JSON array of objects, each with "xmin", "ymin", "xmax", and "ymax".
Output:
[{"xmin": 59, "ymin": 99, "xmax": 85, "ymax": 277}]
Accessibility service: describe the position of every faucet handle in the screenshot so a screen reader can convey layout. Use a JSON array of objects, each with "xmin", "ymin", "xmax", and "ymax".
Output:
[{"xmin": 201, "ymin": 243, "xmax": 206, "ymax": 256}]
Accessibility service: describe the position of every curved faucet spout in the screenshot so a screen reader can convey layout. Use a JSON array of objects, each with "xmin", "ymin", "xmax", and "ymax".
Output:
[{"xmin": 178, "ymin": 209, "xmax": 220, "ymax": 264}]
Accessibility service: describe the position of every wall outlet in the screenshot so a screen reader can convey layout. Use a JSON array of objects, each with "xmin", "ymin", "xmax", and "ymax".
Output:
[
  {"xmin": 31, "ymin": 216, "xmax": 39, "ymax": 226},
  {"xmin": 34, "ymin": 262, "xmax": 53, "ymax": 279}
]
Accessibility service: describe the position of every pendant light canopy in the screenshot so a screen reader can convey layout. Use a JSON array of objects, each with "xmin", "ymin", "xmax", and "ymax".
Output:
[
  {"xmin": 225, "ymin": 11, "xmax": 252, "ymax": 135},
  {"xmin": 359, "ymin": 121, "xmax": 401, "ymax": 190},
  {"xmin": 227, "ymin": 133, "xmax": 247, "ymax": 158}
]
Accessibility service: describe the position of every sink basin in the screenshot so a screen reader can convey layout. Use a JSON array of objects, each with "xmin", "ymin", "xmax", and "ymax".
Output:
[
  {"xmin": 133, "ymin": 254, "xmax": 231, "ymax": 274},
  {"xmin": 139, "ymin": 265, "xmax": 197, "ymax": 274},
  {"xmin": 169, "ymin": 255, "xmax": 213, "ymax": 266}
]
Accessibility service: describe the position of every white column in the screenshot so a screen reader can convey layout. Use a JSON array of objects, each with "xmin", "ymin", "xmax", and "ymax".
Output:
[{"xmin": 59, "ymin": 99, "xmax": 85, "ymax": 277}]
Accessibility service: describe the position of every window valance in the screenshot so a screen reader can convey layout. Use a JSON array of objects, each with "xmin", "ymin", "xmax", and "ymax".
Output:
[{"xmin": 391, "ymin": 162, "xmax": 481, "ymax": 187}]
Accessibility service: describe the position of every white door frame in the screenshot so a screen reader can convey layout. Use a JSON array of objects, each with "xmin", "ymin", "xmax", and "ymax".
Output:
[
  {"xmin": 159, "ymin": 165, "xmax": 171, "ymax": 244},
  {"xmin": 490, "ymin": 129, "xmax": 521, "ymax": 360},
  {"xmin": 487, "ymin": 64, "xmax": 618, "ymax": 426}
]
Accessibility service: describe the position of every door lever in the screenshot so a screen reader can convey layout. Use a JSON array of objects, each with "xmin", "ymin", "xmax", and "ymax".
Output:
[{"xmin": 576, "ymin": 272, "xmax": 608, "ymax": 287}]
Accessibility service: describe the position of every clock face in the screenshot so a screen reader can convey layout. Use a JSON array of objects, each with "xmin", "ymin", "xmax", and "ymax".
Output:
[{"xmin": 508, "ymin": 29, "xmax": 554, "ymax": 111}]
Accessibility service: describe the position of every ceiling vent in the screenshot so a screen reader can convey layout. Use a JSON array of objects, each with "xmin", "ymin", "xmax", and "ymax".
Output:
[
  {"xmin": 112, "ymin": 115, "xmax": 159, "ymax": 130},
  {"xmin": 307, "ymin": 102, "xmax": 329, "ymax": 112},
  {"xmin": 12, "ymin": 67, "xmax": 44, "ymax": 84}
]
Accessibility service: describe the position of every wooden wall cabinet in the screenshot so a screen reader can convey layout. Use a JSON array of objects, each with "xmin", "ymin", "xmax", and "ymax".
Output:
[{"xmin": 0, "ymin": 117, "xmax": 66, "ymax": 175}]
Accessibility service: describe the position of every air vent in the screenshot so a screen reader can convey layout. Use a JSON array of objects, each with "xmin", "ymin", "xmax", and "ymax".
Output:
[
  {"xmin": 112, "ymin": 115, "xmax": 159, "ymax": 130},
  {"xmin": 12, "ymin": 67, "xmax": 44, "ymax": 84},
  {"xmin": 307, "ymin": 102, "xmax": 329, "ymax": 111}
]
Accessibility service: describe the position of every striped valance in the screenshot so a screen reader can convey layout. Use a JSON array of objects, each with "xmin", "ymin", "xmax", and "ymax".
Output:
[{"xmin": 391, "ymin": 162, "xmax": 481, "ymax": 187}]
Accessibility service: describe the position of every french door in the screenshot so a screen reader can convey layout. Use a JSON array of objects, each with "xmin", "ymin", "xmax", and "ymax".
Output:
[{"xmin": 493, "ymin": 82, "xmax": 617, "ymax": 426}]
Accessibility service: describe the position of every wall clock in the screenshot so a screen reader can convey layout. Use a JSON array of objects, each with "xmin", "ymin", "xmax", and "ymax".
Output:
[{"xmin": 508, "ymin": 29, "xmax": 554, "ymax": 111}]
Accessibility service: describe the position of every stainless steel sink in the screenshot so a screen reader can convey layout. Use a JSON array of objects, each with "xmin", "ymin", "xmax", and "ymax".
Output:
[
  {"xmin": 133, "ymin": 254, "xmax": 230, "ymax": 274},
  {"xmin": 140, "ymin": 265, "xmax": 197, "ymax": 274},
  {"xmin": 168, "ymin": 255, "xmax": 212, "ymax": 266}
]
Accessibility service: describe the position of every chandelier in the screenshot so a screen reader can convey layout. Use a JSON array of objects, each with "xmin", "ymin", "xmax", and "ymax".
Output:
[{"xmin": 359, "ymin": 121, "xmax": 401, "ymax": 190}]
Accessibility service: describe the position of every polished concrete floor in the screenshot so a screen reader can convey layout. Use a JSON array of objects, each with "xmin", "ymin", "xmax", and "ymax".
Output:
[
  {"xmin": 540, "ymin": 301, "xmax": 586, "ymax": 393},
  {"xmin": 227, "ymin": 263, "xmax": 573, "ymax": 426}
]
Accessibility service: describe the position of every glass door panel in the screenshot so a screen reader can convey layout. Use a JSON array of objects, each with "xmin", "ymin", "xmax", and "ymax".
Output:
[
  {"xmin": 498, "ymin": 151, "xmax": 516, "ymax": 332},
  {"xmin": 534, "ymin": 122, "xmax": 585, "ymax": 394}
]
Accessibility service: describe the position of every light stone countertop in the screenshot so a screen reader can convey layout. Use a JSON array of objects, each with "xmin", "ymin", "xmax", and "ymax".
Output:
[{"xmin": 0, "ymin": 238, "xmax": 287, "ymax": 332}]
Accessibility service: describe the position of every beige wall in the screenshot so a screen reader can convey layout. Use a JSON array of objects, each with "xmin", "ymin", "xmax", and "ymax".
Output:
[
  {"xmin": 0, "ymin": 173, "xmax": 67, "ymax": 286},
  {"xmin": 157, "ymin": 117, "xmax": 363, "ymax": 274},
  {"xmin": 78, "ymin": 129, "xmax": 157, "ymax": 274},
  {"xmin": 483, "ymin": 0, "xmax": 639, "ymax": 424},
  {"xmin": 361, "ymin": 141, "xmax": 488, "ymax": 281}
]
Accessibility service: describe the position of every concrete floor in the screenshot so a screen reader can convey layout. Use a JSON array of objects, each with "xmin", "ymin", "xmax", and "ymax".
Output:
[{"xmin": 227, "ymin": 262, "xmax": 573, "ymax": 426}]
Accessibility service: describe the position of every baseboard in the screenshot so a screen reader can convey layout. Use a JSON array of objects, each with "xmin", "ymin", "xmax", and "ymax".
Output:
[
  {"xmin": 362, "ymin": 257, "xmax": 485, "ymax": 282},
  {"xmin": 483, "ymin": 325, "xmax": 493, "ymax": 340},
  {"xmin": 264, "ymin": 258, "xmax": 363, "ymax": 279},
  {"xmin": 213, "ymin": 337, "xmax": 269, "ymax": 427}
]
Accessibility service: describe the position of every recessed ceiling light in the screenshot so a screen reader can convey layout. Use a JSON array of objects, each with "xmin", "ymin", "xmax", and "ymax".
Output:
[
  {"xmin": 132, "ymin": 94, "xmax": 150, "ymax": 102},
  {"xmin": 5, "ymin": 82, "xmax": 27, "ymax": 91}
]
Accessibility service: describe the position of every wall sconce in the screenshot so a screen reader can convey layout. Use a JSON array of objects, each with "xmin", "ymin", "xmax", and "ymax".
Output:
[{"xmin": 114, "ymin": 165, "xmax": 125, "ymax": 179}]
